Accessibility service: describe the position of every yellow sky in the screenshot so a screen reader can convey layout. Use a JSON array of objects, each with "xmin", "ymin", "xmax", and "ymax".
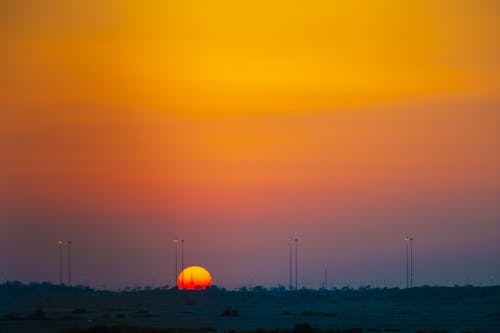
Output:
[{"xmin": 1, "ymin": 0, "xmax": 499, "ymax": 114}]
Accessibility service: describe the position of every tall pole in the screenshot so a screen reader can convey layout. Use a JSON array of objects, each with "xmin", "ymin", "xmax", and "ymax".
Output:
[
  {"xmin": 181, "ymin": 239, "xmax": 185, "ymax": 287},
  {"xmin": 406, "ymin": 240, "xmax": 409, "ymax": 288},
  {"xmin": 173, "ymin": 239, "xmax": 179, "ymax": 286},
  {"xmin": 404, "ymin": 236, "xmax": 413, "ymax": 289},
  {"xmin": 288, "ymin": 237, "xmax": 292, "ymax": 291},
  {"xmin": 294, "ymin": 238, "xmax": 298, "ymax": 291},
  {"xmin": 57, "ymin": 240, "xmax": 64, "ymax": 285},
  {"xmin": 67, "ymin": 241, "xmax": 72, "ymax": 286},
  {"xmin": 410, "ymin": 238, "xmax": 414, "ymax": 288}
]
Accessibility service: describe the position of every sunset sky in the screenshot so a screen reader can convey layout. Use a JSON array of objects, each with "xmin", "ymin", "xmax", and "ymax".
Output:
[{"xmin": 1, "ymin": 0, "xmax": 499, "ymax": 289}]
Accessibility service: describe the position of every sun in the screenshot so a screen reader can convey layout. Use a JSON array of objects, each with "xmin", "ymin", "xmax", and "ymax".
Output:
[{"xmin": 178, "ymin": 266, "xmax": 213, "ymax": 290}]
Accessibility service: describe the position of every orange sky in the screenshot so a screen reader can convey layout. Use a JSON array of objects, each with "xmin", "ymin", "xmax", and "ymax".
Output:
[
  {"xmin": 1, "ymin": 1, "xmax": 499, "ymax": 112},
  {"xmin": 1, "ymin": 1, "xmax": 499, "ymax": 288}
]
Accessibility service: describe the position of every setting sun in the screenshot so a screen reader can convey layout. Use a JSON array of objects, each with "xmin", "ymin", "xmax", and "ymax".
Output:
[{"xmin": 178, "ymin": 266, "xmax": 213, "ymax": 290}]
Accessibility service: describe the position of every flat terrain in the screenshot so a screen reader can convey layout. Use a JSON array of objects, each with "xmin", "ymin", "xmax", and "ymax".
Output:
[{"xmin": 1, "ymin": 284, "xmax": 499, "ymax": 333}]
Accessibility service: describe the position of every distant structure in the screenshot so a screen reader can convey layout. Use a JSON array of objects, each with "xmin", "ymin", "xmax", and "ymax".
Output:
[
  {"xmin": 181, "ymin": 239, "xmax": 185, "ymax": 286},
  {"xmin": 294, "ymin": 238, "xmax": 299, "ymax": 290},
  {"xmin": 404, "ymin": 236, "xmax": 414, "ymax": 288},
  {"xmin": 288, "ymin": 237, "xmax": 293, "ymax": 291},
  {"xmin": 288, "ymin": 236, "xmax": 300, "ymax": 291},
  {"xmin": 67, "ymin": 241, "xmax": 72, "ymax": 286},
  {"xmin": 57, "ymin": 240, "xmax": 64, "ymax": 285},
  {"xmin": 173, "ymin": 239, "xmax": 179, "ymax": 285}
]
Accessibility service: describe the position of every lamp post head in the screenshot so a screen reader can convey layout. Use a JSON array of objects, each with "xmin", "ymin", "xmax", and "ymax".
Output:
[
  {"xmin": 404, "ymin": 236, "xmax": 413, "ymax": 241},
  {"xmin": 57, "ymin": 240, "xmax": 64, "ymax": 245},
  {"xmin": 173, "ymin": 239, "xmax": 179, "ymax": 244}
]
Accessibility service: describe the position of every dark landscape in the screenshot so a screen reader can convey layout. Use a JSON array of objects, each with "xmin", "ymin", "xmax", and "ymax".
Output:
[{"xmin": 1, "ymin": 282, "xmax": 499, "ymax": 333}]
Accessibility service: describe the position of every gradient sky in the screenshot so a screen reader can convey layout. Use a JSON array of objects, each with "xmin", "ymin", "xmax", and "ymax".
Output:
[{"xmin": 1, "ymin": 0, "xmax": 499, "ymax": 289}]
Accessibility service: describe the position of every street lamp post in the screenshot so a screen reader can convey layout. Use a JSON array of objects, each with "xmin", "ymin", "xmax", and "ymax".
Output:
[
  {"xmin": 404, "ymin": 236, "xmax": 414, "ymax": 288},
  {"xmin": 294, "ymin": 238, "xmax": 299, "ymax": 291},
  {"xmin": 410, "ymin": 237, "xmax": 414, "ymax": 288},
  {"xmin": 288, "ymin": 237, "xmax": 293, "ymax": 291},
  {"xmin": 181, "ymin": 239, "xmax": 185, "ymax": 287},
  {"xmin": 173, "ymin": 239, "xmax": 179, "ymax": 286},
  {"xmin": 67, "ymin": 241, "xmax": 72, "ymax": 286},
  {"xmin": 57, "ymin": 240, "xmax": 64, "ymax": 285}
]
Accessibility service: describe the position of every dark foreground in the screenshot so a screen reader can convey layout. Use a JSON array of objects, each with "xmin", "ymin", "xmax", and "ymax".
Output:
[{"xmin": 1, "ymin": 283, "xmax": 499, "ymax": 333}]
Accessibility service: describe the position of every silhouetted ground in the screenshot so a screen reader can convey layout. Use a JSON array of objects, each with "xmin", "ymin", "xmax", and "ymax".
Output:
[{"xmin": 1, "ymin": 282, "xmax": 499, "ymax": 333}]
